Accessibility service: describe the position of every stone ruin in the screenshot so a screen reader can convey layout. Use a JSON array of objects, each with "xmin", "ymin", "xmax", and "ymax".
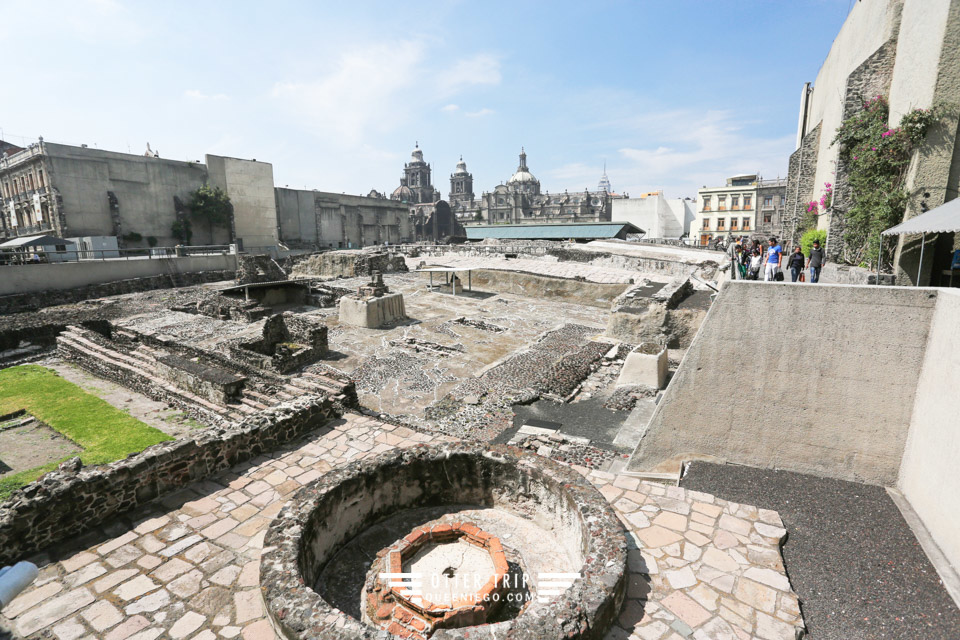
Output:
[
  {"xmin": 339, "ymin": 271, "xmax": 407, "ymax": 328},
  {"xmin": 260, "ymin": 442, "xmax": 627, "ymax": 639},
  {"xmin": 291, "ymin": 249, "xmax": 409, "ymax": 279},
  {"xmin": 229, "ymin": 312, "xmax": 328, "ymax": 373},
  {"xmin": 235, "ymin": 253, "xmax": 288, "ymax": 284}
]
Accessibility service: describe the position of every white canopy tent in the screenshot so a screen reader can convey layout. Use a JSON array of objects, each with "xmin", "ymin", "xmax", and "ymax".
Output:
[{"xmin": 882, "ymin": 198, "xmax": 960, "ymax": 283}]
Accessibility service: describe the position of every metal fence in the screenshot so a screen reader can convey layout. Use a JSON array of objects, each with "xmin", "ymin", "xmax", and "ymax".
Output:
[{"xmin": 0, "ymin": 244, "xmax": 237, "ymax": 266}]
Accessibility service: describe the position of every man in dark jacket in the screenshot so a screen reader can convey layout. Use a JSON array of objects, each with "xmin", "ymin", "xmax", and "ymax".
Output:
[{"xmin": 807, "ymin": 239, "xmax": 825, "ymax": 283}]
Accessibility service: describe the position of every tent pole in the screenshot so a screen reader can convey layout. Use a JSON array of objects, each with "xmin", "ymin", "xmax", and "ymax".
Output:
[
  {"xmin": 876, "ymin": 234, "xmax": 882, "ymax": 285},
  {"xmin": 917, "ymin": 232, "xmax": 926, "ymax": 286}
]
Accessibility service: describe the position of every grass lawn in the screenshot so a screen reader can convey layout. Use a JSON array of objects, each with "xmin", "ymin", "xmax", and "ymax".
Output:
[{"xmin": 0, "ymin": 364, "xmax": 173, "ymax": 500}]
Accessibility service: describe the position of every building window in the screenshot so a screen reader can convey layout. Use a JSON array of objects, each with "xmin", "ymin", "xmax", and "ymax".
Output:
[
  {"xmin": 38, "ymin": 169, "xmax": 44, "ymax": 187},
  {"xmin": 702, "ymin": 218, "xmax": 710, "ymax": 230},
  {"xmin": 763, "ymin": 214, "xmax": 772, "ymax": 223},
  {"xmin": 28, "ymin": 174, "xmax": 34, "ymax": 190},
  {"xmin": 731, "ymin": 195, "xmax": 739, "ymax": 210},
  {"xmin": 718, "ymin": 195, "xmax": 726, "ymax": 211},
  {"xmin": 702, "ymin": 195, "xmax": 711, "ymax": 211},
  {"xmin": 743, "ymin": 195, "xmax": 752, "ymax": 210},
  {"xmin": 731, "ymin": 218, "xmax": 739, "ymax": 230},
  {"xmin": 717, "ymin": 218, "xmax": 726, "ymax": 230},
  {"xmin": 763, "ymin": 196, "xmax": 772, "ymax": 207},
  {"xmin": 743, "ymin": 218, "xmax": 751, "ymax": 230},
  {"xmin": 781, "ymin": 195, "xmax": 786, "ymax": 206}
]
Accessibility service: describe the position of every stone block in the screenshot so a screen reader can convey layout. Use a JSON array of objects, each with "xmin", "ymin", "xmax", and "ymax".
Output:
[
  {"xmin": 617, "ymin": 343, "xmax": 668, "ymax": 389},
  {"xmin": 339, "ymin": 292, "xmax": 406, "ymax": 328}
]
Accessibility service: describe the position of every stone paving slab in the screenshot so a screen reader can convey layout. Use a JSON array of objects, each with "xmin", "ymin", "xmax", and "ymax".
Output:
[{"xmin": 0, "ymin": 415, "xmax": 803, "ymax": 640}]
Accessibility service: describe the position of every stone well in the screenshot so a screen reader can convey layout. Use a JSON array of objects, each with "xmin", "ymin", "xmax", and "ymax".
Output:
[{"xmin": 260, "ymin": 442, "xmax": 627, "ymax": 639}]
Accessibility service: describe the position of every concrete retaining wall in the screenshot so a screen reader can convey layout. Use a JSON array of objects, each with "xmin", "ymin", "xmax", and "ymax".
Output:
[
  {"xmin": 627, "ymin": 282, "xmax": 938, "ymax": 485},
  {"xmin": 0, "ymin": 254, "xmax": 237, "ymax": 296},
  {"xmin": 457, "ymin": 269, "xmax": 630, "ymax": 308},
  {"xmin": 897, "ymin": 289, "xmax": 960, "ymax": 571}
]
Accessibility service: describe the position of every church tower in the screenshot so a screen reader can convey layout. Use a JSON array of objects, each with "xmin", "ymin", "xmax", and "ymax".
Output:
[
  {"xmin": 449, "ymin": 156, "xmax": 474, "ymax": 212},
  {"xmin": 401, "ymin": 143, "xmax": 438, "ymax": 204}
]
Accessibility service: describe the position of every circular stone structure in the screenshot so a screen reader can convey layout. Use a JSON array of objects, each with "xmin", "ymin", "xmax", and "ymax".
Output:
[{"xmin": 260, "ymin": 442, "xmax": 628, "ymax": 639}]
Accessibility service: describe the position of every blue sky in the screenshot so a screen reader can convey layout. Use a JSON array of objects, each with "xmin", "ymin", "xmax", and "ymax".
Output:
[{"xmin": 2, "ymin": 0, "xmax": 853, "ymax": 199}]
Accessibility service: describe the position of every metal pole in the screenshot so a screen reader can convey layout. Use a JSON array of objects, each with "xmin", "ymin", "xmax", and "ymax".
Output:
[
  {"xmin": 917, "ymin": 232, "xmax": 926, "ymax": 285},
  {"xmin": 876, "ymin": 233, "xmax": 882, "ymax": 285}
]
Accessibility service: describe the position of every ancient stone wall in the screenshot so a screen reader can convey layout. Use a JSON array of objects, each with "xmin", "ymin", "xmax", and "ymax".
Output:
[
  {"xmin": 0, "ymin": 395, "xmax": 336, "ymax": 565},
  {"xmin": 828, "ymin": 38, "xmax": 899, "ymax": 262},
  {"xmin": 408, "ymin": 243, "xmax": 718, "ymax": 279},
  {"xmin": 0, "ymin": 270, "xmax": 234, "ymax": 316},
  {"xmin": 235, "ymin": 254, "xmax": 287, "ymax": 284},
  {"xmin": 784, "ymin": 123, "xmax": 821, "ymax": 247},
  {"xmin": 291, "ymin": 250, "xmax": 408, "ymax": 278}
]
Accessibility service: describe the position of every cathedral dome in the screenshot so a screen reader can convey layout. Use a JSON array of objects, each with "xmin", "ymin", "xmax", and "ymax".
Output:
[
  {"xmin": 411, "ymin": 144, "xmax": 424, "ymax": 163},
  {"xmin": 507, "ymin": 147, "xmax": 537, "ymax": 186},
  {"xmin": 454, "ymin": 156, "xmax": 469, "ymax": 175},
  {"xmin": 391, "ymin": 184, "xmax": 415, "ymax": 202},
  {"xmin": 508, "ymin": 169, "xmax": 537, "ymax": 184}
]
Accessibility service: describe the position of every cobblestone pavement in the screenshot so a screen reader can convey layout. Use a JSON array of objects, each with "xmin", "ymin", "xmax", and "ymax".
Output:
[{"xmin": 0, "ymin": 415, "xmax": 803, "ymax": 640}]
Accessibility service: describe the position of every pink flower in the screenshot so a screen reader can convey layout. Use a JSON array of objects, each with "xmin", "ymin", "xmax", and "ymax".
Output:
[{"xmin": 872, "ymin": 147, "xmax": 877, "ymax": 151}]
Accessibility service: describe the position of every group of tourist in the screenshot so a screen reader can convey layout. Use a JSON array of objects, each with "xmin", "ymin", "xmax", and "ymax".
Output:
[{"xmin": 732, "ymin": 237, "xmax": 824, "ymax": 283}]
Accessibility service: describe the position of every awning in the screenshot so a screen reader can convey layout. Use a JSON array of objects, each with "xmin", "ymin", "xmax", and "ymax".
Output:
[{"xmin": 882, "ymin": 198, "xmax": 960, "ymax": 235}]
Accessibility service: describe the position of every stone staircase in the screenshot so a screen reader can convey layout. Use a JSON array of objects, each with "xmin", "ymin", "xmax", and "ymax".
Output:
[{"xmin": 56, "ymin": 326, "xmax": 356, "ymax": 427}]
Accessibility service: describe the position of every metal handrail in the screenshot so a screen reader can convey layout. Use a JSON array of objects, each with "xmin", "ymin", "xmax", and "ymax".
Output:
[{"xmin": 0, "ymin": 244, "xmax": 236, "ymax": 265}]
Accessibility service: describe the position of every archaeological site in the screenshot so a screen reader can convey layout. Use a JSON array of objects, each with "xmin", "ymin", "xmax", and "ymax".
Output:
[{"xmin": 2, "ymin": 1, "xmax": 960, "ymax": 639}]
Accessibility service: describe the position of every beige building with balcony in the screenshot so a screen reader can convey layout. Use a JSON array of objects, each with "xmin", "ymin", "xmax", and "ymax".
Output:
[{"xmin": 695, "ymin": 174, "xmax": 758, "ymax": 246}]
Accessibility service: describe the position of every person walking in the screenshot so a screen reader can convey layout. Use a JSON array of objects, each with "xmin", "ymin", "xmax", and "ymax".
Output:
[
  {"xmin": 807, "ymin": 239, "xmax": 825, "ymax": 283},
  {"xmin": 734, "ymin": 244, "xmax": 747, "ymax": 279},
  {"xmin": 764, "ymin": 237, "xmax": 783, "ymax": 281},
  {"xmin": 748, "ymin": 248, "xmax": 762, "ymax": 280},
  {"xmin": 787, "ymin": 246, "xmax": 805, "ymax": 282}
]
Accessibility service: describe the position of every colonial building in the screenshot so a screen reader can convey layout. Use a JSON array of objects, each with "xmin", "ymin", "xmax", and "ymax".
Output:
[
  {"xmin": 755, "ymin": 177, "xmax": 788, "ymax": 239},
  {"xmin": 695, "ymin": 175, "xmax": 758, "ymax": 247},
  {"xmin": 390, "ymin": 144, "xmax": 440, "ymax": 205},
  {"xmin": 477, "ymin": 149, "xmax": 612, "ymax": 225},
  {"xmin": 448, "ymin": 157, "xmax": 476, "ymax": 218}
]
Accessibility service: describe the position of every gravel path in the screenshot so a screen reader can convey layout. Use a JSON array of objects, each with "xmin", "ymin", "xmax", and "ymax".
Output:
[{"xmin": 680, "ymin": 462, "xmax": 960, "ymax": 640}]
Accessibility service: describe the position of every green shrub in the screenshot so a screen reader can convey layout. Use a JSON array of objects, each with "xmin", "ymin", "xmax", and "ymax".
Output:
[
  {"xmin": 147, "ymin": 236, "xmax": 158, "ymax": 247},
  {"xmin": 800, "ymin": 228, "xmax": 827, "ymax": 258}
]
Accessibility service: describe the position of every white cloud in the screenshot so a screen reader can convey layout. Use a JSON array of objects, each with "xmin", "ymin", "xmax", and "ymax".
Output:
[
  {"xmin": 184, "ymin": 90, "xmax": 229, "ymax": 101},
  {"xmin": 437, "ymin": 53, "xmax": 501, "ymax": 96},
  {"xmin": 465, "ymin": 108, "xmax": 495, "ymax": 118},
  {"xmin": 271, "ymin": 41, "xmax": 426, "ymax": 145},
  {"xmin": 441, "ymin": 104, "xmax": 460, "ymax": 112},
  {"xmin": 544, "ymin": 108, "xmax": 792, "ymax": 197}
]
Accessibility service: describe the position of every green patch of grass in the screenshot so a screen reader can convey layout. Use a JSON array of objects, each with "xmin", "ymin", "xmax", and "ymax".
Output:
[{"xmin": 0, "ymin": 365, "xmax": 173, "ymax": 500}]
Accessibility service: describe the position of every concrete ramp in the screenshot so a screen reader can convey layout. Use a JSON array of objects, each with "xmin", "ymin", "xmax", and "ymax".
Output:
[{"xmin": 626, "ymin": 281, "xmax": 939, "ymax": 485}]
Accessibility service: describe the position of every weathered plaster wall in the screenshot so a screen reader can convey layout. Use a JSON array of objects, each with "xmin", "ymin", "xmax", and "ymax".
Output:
[
  {"xmin": 898, "ymin": 288, "xmax": 960, "ymax": 570},
  {"xmin": 610, "ymin": 195, "xmax": 686, "ymax": 239},
  {"xmin": 0, "ymin": 254, "xmax": 237, "ymax": 295},
  {"xmin": 627, "ymin": 282, "xmax": 937, "ymax": 485},
  {"xmin": 804, "ymin": 0, "xmax": 903, "ymax": 211},
  {"xmin": 44, "ymin": 143, "xmax": 209, "ymax": 246},
  {"xmin": 892, "ymin": 0, "xmax": 960, "ymax": 284},
  {"xmin": 206, "ymin": 155, "xmax": 278, "ymax": 249},
  {"xmin": 275, "ymin": 189, "xmax": 412, "ymax": 248}
]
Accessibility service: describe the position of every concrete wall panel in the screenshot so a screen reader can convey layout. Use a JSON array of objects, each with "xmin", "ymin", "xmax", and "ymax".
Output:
[
  {"xmin": 0, "ymin": 254, "xmax": 237, "ymax": 295},
  {"xmin": 627, "ymin": 282, "xmax": 937, "ymax": 485},
  {"xmin": 898, "ymin": 289, "xmax": 960, "ymax": 570}
]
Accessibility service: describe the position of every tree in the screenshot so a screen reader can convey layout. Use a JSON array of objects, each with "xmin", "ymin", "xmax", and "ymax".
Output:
[{"xmin": 189, "ymin": 185, "xmax": 232, "ymax": 244}]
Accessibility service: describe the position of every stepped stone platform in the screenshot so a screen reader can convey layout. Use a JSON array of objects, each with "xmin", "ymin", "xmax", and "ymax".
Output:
[{"xmin": 0, "ymin": 415, "xmax": 804, "ymax": 640}]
